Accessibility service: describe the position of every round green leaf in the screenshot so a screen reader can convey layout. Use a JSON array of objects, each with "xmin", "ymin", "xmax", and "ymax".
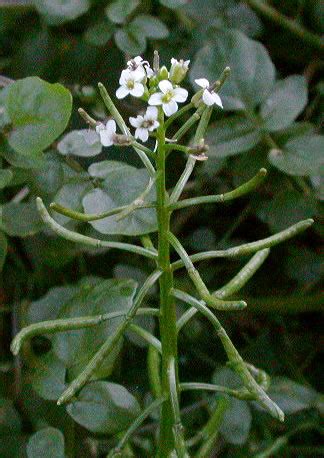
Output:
[
  {"xmin": 267, "ymin": 377, "xmax": 319, "ymax": 414},
  {"xmin": 33, "ymin": 0, "xmax": 90, "ymax": 25},
  {"xmin": 57, "ymin": 129, "xmax": 102, "ymax": 157},
  {"xmin": 219, "ymin": 398, "xmax": 251, "ymax": 445},
  {"xmin": 105, "ymin": 0, "xmax": 140, "ymax": 24},
  {"xmin": 160, "ymin": 0, "xmax": 188, "ymax": 8},
  {"xmin": 0, "ymin": 201, "xmax": 43, "ymax": 237},
  {"xmin": 268, "ymin": 134, "xmax": 324, "ymax": 176},
  {"xmin": 190, "ymin": 30, "xmax": 275, "ymax": 111},
  {"xmin": 205, "ymin": 115, "xmax": 262, "ymax": 157},
  {"xmin": 30, "ymin": 351, "xmax": 67, "ymax": 401},
  {"xmin": 131, "ymin": 15, "xmax": 169, "ymax": 39},
  {"xmin": 260, "ymin": 75, "xmax": 308, "ymax": 132},
  {"xmin": 6, "ymin": 77, "xmax": 72, "ymax": 156},
  {"xmin": 114, "ymin": 26, "xmax": 146, "ymax": 55},
  {"xmin": 0, "ymin": 398, "xmax": 21, "ymax": 436},
  {"xmin": 30, "ymin": 154, "xmax": 64, "ymax": 195},
  {"xmin": 83, "ymin": 161, "xmax": 157, "ymax": 235},
  {"xmin": 27, "ymin": 427, "xmax": 64, "ymax": 458},
  {"xmin": 66, "ymin": 381, "xmax": 141, "ymax": 434},
  {"xmin": 84, "ymin": 20, "xmax": 115, "ymax": 47}
]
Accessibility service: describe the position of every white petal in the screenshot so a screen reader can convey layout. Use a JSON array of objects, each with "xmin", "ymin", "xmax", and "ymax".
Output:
[
  {"xmin": 95, "ymin": 122, "xmax": 105, "ymax": 133},
  {"xmin": 159, "ymin": 80, "xmax": 173, "ymax": 94},
  {"xmin": 135, "ymin": 127, "xmax": 149, "ymax": 142},
  {"xmin": 134, "ymin": 56, "xmax": 143, "ymax": 64},
  {"xmin": 148, "ymin": 92, "xmax": 163, "ymax": 105},
  {"xmin": 145, "ymin": 106, "xmax": 158, "ymax": 120},
  {"xmin": 116, "ymin": 86, "xmax": 129, "ymax": 99},
  {"xmin": 148, "ymin": 120, "xmax": 159, "ymax": 132},
  {"xmin": 99, "ymin": 130, "xmax": 113, "ymax": 147},
  {"xmin": 195, "ymin": 78, "xmax": 209, "ymax": 89},
  {"xmin": 202, "ymin": 89, "xmax": 216, "ymax": 106},
  {"xmin": 132, "ymin": 68, "xmax": 145, "ymax": 81},
  {"xmin": 119, "ymin": 69, "xmax": 130, "ymax": 85},
  {"xmin": 211, "ymin": 92, "xmax": 223, "ymax": 108},
  {"xmin": 171, "ymin": 58, "xmax": 178, "ymax": 65},
  {"xmin": 145, "ymin": 67, "xmax": 154, "ymax": 78},
  {"xmin": 130, "ymin": 82, "xmax": 144, "ymax": 97},
  {"xmin": 173, "ymin": 87, "xmax": 188, "ymax": 103},
  {"xmin": 129, "ymin": 115, "xmax": 143, "ymax": 128},
  {"xmin": 184, "ymin": 60, "xmax": 190, "ymax": 66},
  {"xmin": 163, "ymin": 100, "xmax": 178, "ymax": 117},
  {"xmin": 106, "ymin": 120, "xmax": 116, "ymax": 136}
]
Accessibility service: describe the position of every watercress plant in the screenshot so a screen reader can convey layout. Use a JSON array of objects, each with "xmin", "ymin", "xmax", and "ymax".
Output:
[{"xmin": 11, "ymin": 52, "xmax": 314, "ymax": 457}]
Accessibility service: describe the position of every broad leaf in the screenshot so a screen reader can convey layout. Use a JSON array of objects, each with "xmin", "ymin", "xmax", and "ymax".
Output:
[
  {"xmin": 191, "ymin": 30, "xmax": 275, "ymax": 111},
  {"xmin": 205, "ymin": 115, "xmax": 262, "ymax": 157},
  {"xmin": 6, "ymin": 77, "xmax": 72, "ymax": 156},
  {"xmin": 83, "ymin": 161, "xmax": 157, "ymax": 235},
  {"xmin": 52, "ymin": 278, "xmax": 136, "ymax": 379},
  {"xmin": 33, "ymin": 0, "xmax": 90, "ymax": 25},
  {"xmin": 105, "ymin": 0, "xmax": 140, "ymax": 24},
  {"xmin": 57, "ymin": 129, "xmax": 102, "ymax": 157},
  {"xmin": 0, "ymin": 201, "xmax": 43, "ymax": 237},
  {"xmin": 268, "ymin": 134, "xmax": 324, "ymax": 176},
  {"xmin": 29, "ymin": 154, "xmax": 64, "ymax": 195},
  {"xmin": 114, "ymin": 26, "xmax": 146, "ymax": 55},
  {"xmin": 53, "ymin": 178, "xmax": 92, "ymax": 227},
  {"xmin": 260, "ymin": 75, "xmax": 308, "ymax": 132},
  {"xmin": 160, "ymin": 0, "xmax": 188, "ymax": 8},
  {"xmin": 219, "ymin": 398, "xmax": 251, "ymax": 445},
  {"xmin": 66, "ymin": 381, "xmax": 141, "ymax": 434},
  {"xmin": 84, "ymin": 20, "xmax": 115, "ymax": 47},
  {"xmin": 267, "ymin": 377, "xmax": 319, "ymax": 414},
  {"xmin": 27, "ymin": 427, "xmax": 65, "ymax": 458},
  {"xmin": 131, "ymin": 15, "xmax": 169, "ymax": 39}
]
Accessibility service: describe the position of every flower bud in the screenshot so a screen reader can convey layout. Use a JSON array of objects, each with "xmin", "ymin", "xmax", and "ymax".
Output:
[
  {"xmin": 158, "ymin": 66, "xmax": 169, "ymax": 81},
  {"xmin": 169, "ymin": 58, "xmax": 190, "ymax": 84}
]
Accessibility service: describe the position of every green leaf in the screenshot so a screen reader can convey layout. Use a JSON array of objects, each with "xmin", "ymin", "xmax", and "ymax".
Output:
[
  {"xmin": 28, "ymin": 153, "xmax": 64, "ymax": 196},
  {"xmin": 160, "ymin": 0, "xmax": 188, "ymax": 8},
  {"xmin": 0, "ymin": 232, "xmax": 7, "ymax": 271},
  {"xmin": 0, "ymin": 139, "xmax": 46, "ymax": 170},
  {"xmin": 52, "ymin": 278, "xmax": 136, "ymax": 379},
  {"xmin": 114, "ymin": 26, "xmax": 147, "ymax": 55},
  {"xmin": 219, "ymin": 397, "xmax": 251, "ymax": 445},
  {"xmin": 267, "ymin": 377, "xmax": 319, "ymax": 414},
  {"xmin": 29, "ymin": 352, "xmax": 67, "ymax": 401},
  {"xmin": 57, "ymin": 129, "xmax": 102, "ymax": 157},
  {"xmin": 257, "ymin": 190, "xmax": 316, "ymax": 233},
  {"xmin": 268, "ymin": 134, "xmax": 324, "ymax": 176},
  {"xmin": 191, "ymin": 30, "xmax": 275, "ymax": 111},
  {"xmin": 66, "ymin": 381, "xmax": 141, "ymax": 434},
  {"xmin": 0, "ymin": 169, "xmax": 13, "ymax": 189},
  {"xmin": 131, "ymin": 15, "xmax": 169, "ymax": 39},
  {"xmin": 83, "ymin": 161, "xmax": 157, "ymax": 236},
  {"xmin": 205, "ymin": 115, "xmax": 262, "ymax": 157},
  {"xmin": 27, "ymin": 277, "xmax": 137, "ymax": 382},
  {"xmin": 33, "ymin": 0, "xmax": 90, "ymax": 25},
  {"xmin": 6, "ymin": 77, "xmax": 72, "ymax": 157},
  {"xmin": 0, "ymin": 86, "xmax": 10, "ymax": 129},
  {"xmin": 0, "ymin": 201, "xmax": 43, "ymax": 237},
  {"xmin": 105, "ymin": 0, "xmax": 140, "ymax": 24},
  {"xmin": 260, "ymin": 76, "xmax": 308, "ymax": 132},
  {"xmin": 27, "ymin": 427, "xmax": 65, "ymax": 458},
  {"xmin": 84, "ymin": 20, "xmax": 115, "ymax": 47}
]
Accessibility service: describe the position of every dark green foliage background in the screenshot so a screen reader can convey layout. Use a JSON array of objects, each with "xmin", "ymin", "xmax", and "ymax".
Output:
[{"xmin": 0, "ymin": 0, "xmax": 322, "ymax": 456}]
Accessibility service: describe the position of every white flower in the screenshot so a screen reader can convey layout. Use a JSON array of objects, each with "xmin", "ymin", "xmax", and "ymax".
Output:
[
  {"xmin": 116, "ymin": 69, "xmax": 145, "ymax": 99},
  {"xmin": 129, "ymin": 107, "xmax": 159, "ymax": 142},
  {"xmin": 194, "ymin": 78, "xmax": 223, "ymax": 108},
  {"xmin": 148, "ymin": 80, "xmax": 188, "ymax": 117},
  {"xmin": 95, "ymin": 120, "xmax": 116, "ymax": 147},
  {"xmin": 127, "ymin": 56, "xmax": 153, "ymax": 79}
]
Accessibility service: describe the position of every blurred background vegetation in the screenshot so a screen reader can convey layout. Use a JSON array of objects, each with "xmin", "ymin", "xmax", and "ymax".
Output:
[{"xmin": 0, "ymin": 0, "xmax": 323, "ymax": 456}]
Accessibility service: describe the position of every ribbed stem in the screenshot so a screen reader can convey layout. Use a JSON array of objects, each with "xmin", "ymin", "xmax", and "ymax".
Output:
[{"xmin": 155, "ymin": 108, "xmax": 179, "ymax": 457}]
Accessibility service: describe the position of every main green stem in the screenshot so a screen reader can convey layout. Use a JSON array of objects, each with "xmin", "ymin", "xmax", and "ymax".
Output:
[{"xmin": 156, "ymin": 108, "xmax": 178, "ymax": 457}]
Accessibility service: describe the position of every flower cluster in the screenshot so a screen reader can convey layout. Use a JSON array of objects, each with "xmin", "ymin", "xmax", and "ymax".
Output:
[{"xmin": 94, "ymin": 54, "xmax": 223, "ymax": 147}]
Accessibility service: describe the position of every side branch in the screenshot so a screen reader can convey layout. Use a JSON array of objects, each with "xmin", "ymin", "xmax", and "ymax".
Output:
[
  {"xmin": 172, "ymin": 289, "xmax": 284, "ymax": 422},
  {"xmin": 36, "ymin": 198, "xmax": 158, "ymax": 260},
  {"xmin": 171, "ymin": 219, "xmax": 314, "ymax": 271},
  {"xmin": 168, "ymin": 232, "xmax": 246, "ymax": 311},
  {"xmin": 169, "ymin": 168, "xmax": 267, "ymax": 210},
  {"xmin": 11, "ymin": 308, "xmax": 159, "ymax": 356},
  {"xmin": 57, "ymin": 270, "xmax": 162, "ymax": 405}
]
